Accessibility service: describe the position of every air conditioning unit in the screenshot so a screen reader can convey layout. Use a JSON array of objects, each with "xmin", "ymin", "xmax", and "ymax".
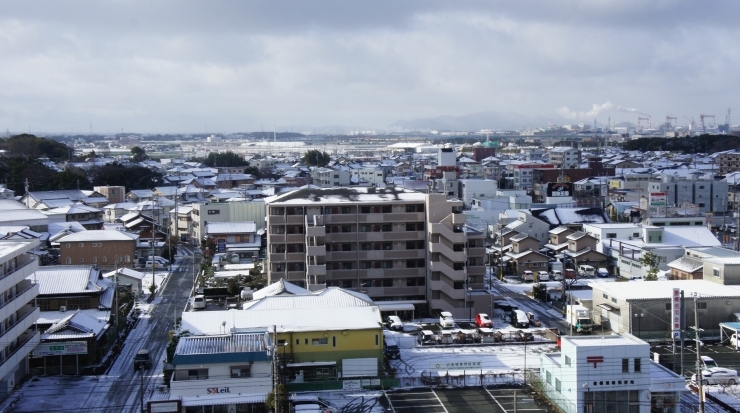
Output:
[{"xmin": 59, "ymin": 306, "xmax": 67, "ymax": 312}]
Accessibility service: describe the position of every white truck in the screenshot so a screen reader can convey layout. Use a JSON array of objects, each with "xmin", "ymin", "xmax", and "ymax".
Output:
[{"xmin": 566, "ymin": 305, "xmax": 594, "ymax": 334}]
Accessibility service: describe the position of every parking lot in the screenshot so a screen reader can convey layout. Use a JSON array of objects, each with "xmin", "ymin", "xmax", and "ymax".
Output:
[
  {"xmin": 384, "ymin": 386, "xmax": 556, "ymax": 413},
  {"xmin": 652, "ymin": 342, "xmax": 740, "ymax": 377}
]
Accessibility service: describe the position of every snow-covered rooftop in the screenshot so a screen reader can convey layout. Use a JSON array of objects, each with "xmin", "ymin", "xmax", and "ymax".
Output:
[{"xmin": 592, "ymin": 280, "xmax": 740, "ymax": 300}]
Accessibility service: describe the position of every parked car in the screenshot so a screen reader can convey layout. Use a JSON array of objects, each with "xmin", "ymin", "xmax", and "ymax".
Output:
[
  {"xmin": 551, "ymin": 270, "xmax": 563, "ymax": 281},
  {"xmin": 493, "ymin": 299, "xmax": 518, "ymax": 312},
  {"xmin": 478, "ymin": 328, "xmax": 496, "ymax": 343},
  {"xmin": 386, "ymin": 315, "xmax": 403, "ymax": 331},
  {"xmin": 383, "ymin": 338, "xmax": 400, "ymax": 359},
  {"xmin": 475, "ymin": 313, "xmax": 492, "ymax": 328},
  {"xmin": 509, "ymin": 309, "xmax": 530, "ymax": 329},
  {"xmin": 515, "ymin": 330, "xmax": 534, "ymax": 342},
  {"xmin": 438, "ymin": 331, "xmax": 454, "ymax": 345},
  {"xmin": 522, "ymin": 270, "xmax": 534, "ymax": 282},
  {"xmin": 148, "ymin": 255, "xmax": 170, "ymax": 265},
  {"xmin": 597, "ymin": 268, "xmax": 609, "ymax": 278},
  {"xmin": 192, "ymin": 294, "xmax": 206, "ymax": 310},
  {"xmin": 439, "ymin": 311, "xmax": 455, "ymax": 328},
  {"xmin": 537, "ymin": 271, "xmax": 550, "ymax": 281},
  {"xmin": 290, "ymin": 394, "xmax": 337, "ymax": 412},
  {"xmin": 701, "ymin": 355, "xmax": 718, "ymax": 369},
  {"xmin": 578, "ymin": 265, "xmax": 595, "ymax": 277},
  {"xmin": 418, "ymin": 330, "xmax": 437, "ymax": 346},
  {"xmin": 691, "ymin": 367, "xmax": 737, "ymax": 385},
  {"xmin": 564, "ymin": 269, "xmax": 577, "ymax": 279}
]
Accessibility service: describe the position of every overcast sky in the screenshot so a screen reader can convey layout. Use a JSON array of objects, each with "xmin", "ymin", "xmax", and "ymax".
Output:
[{"xmin": 1, "ymin": 1, "xmax": 738, "ymax": 134}]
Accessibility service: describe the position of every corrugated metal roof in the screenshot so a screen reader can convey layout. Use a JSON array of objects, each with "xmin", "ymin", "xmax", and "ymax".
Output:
[
  {"xmin": 246, "ymin": 287, "xmax": 374, "ymax": 311},
  {"xmin": 31, "ymin": 266, "xmax": 102, "ymax": 295},
  {"xmin": 176, "ymin": 334, "xmax": 269, "ymax": 356}
]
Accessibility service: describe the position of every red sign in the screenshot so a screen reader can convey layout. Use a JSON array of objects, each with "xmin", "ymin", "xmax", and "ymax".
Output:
[
  {"xmin": 586, "ymin": 356, "xmax": 604, "ymax": 368},
  {"xmin": 516, "ymin": 164, "xmax": 555, "ymax": 169}
]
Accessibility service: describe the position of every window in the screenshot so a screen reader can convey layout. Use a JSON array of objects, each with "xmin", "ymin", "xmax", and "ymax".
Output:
[
  {"xmin": 611, "ymin": 298, "xmax": 617, "ymax": 304},
  {"xmin": 375, "ymin": 334, "xmax": 379, "ymax": 346},
  {"xmin": 80, "ymin": 258, "xmax": 84, "ymax": 263},
  {"xmin": 79, "ymin": 243, "xmax": 84, "ymax": 247},
  {"xmin": 555, "ymin": 378, "xmax": 561, "ymax": 392},
  {"xmin": 606, "ymin": 233, "xmax": 617, "ymax": 239},
  {"xmin": 230, "ymin": 365, "xmax": 252, "ymax": 378},
  {"xmin": 406, "ymin": 204, "xmax": 424, "ymax": 212},
  {"xmin": 175, "ymin": 368, "xmax": 209, "ymax": 381},
  {"xmin": 207, "ymin": 209, "xmax": 220, "ymax": 215},
  {"xmin": 407, "ymin": 240, "xmax": 424, "ymax": 249},
  {"xmin": 622, "ymin": 358, "xmax": 629, "ymax": 373},
  {"xmin": 565, "ymin": 355, "xmax": 571, "ymax": 366},
  {"xmin": 274, "ymin": 245, "xmax": 286, "ymax": 253},
  {"xmin": 713, "ymin": 268, "xmax": 720, "ymax": 278},
  {"xmin": 382, "ymin": 278, "xmax": 393, "ymax": 287},
  {"xmin": 93, "ymin": 257, "xmax": 97, "ymax": 263},
  {"xmin": 633, "ymin": 233, "xmax": 640, "ymax": 237},
  {"xmin": 406, "ymin": 222, "xmax": 423, "ymax": 231},
  {"xmin": 665, "ymin": 303, "xmax": 671, "ymax": 311},
  {"xmin": 312, "ymin": 338, "xmax": 329, "ymax": 345},
  {"xmin": 361, "ymin": 262, "xmax": 371, "ymax": 269},
  {"xmin": 342, "ymin": 280, "xmax": 353, "ymax": 288},
  {"xmin": 382, "ymin": 261, "xmax": 393, "ymax": 268},
  {"xmin": 603, "ymin": 294, "xmax": 608, "ymax": 299},
  {"xmin": 546, "ymin": 370, "xmax": 552, "ymax": 384},
  {"xmin": 102, "ymin": 256, "xmax": 107, "ymax": 263},
  {"xmin": 66, "ymin": 257, "xmax": 71, "ymax": 264},
  {"xmin": 66, "ymin": 243, "xmax": 70, "ymax": 248},
  {"xmin": 634, "ymin": 358, "xmax": 641, "ymax": 372},
  {"xmin": 382, "ymin": 205, "xmax": 392, "ymax": 213},
  {"xmin": 697, "ymin": 302, "xmax": 707, "ymax": 310},
  {"xmin": 454, "ymin": 282, "xmax": 465, "ymax": 289}
]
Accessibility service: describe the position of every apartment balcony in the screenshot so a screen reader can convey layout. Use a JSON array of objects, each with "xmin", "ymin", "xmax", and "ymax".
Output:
[
  {"xmin": 326, "ymin": 269, "xmax": 357, "ymax": 278},
  {"xmin": 364, "ymin": 231, "xmax": 424, "ymax": 242},
  {"xmin": 0, "ymin": 307, "xmax": 39, "ymax": 348},
  {"xmin": 1, "ymin": 258, "xmax": 38, "ymax": 285},
  {"xmin": 467, "ymin": 265, "xmax": 486, "ymax": 277},
  {"xmin": 381, "ymin": 250, "xmax": 426, "ymax": 260},
  {"xmin": 467, "ymin": 247, "xmax": 486, "ymax": 257},
  {"xmin": 359, "ymin": 212, "xmax": 425, "ymax": 223},
  {"xmin": 451, "ymin": 213, "xmax": 466, "ymax": 225},
  {"xmin": 358, "ymin": 268, "xmax": 426, "ymax": 278},
  {"xmin": 430, "ymin": 261, "xmax": 465, "ymax": 281},
  {"xmin": 268, "ymin": 253, "xmax": 288, "ymax": 263},
  {"xmin": 286, "ymin": 271, "xmax": 304, "ymax": 279},
  {"xmin": 268, "ymin": 216, "xmax": 286, "ymax": 225},
  {"xmin": 326, "ymin": 251, "xmax": 357, "ymax": 261},
  {"xmin": 269, "ymin": 234, "xmax": 286, "ymax": 243},
  {"xmin": 384, "ymin": 286, "xmax": 425, "ymax": 296},
  {"xmin": 285, "ymin": 215, "xmax": 304, "ymax": 224},
  {"xmin": 306, "ymin": 226, "xmax": 325, "ymax": 237},
  {"xmin": 436, "ymin": 287, "xmax": 466, "ymax": 301},
  {"xmin": 429, "ymin": 242, "xmax": 465, "ymax": 262},
  {"xmin": 0, "ymin": 330, "xmax": 39, "ymax": 376},
  {"xmin": 429, "ymin": 223, "xmax": 464, "ymax": 243},
  {"xmin": 307, "ymin": 265, "xmax": 326, "ymax": 277},
  {"xmin": 324, "ymin": 215, "xmax": 358, "ymax": 224},
  {"xmin": 324, "ymin": 233, "xmax": 357, "ymax": 243},
  {"xmin": 0, "ymin": 283, "xmax": 39, "ymax": 322},
  {"xmin": 286, "ymin": 234, "xmax": 304, "ymax": 243},
  {"xmin": 429, "ymin": 278, "xmax": 450, "ymax": 292},
  {"xmin": 306, "ymin": 246, "xmax": 326, "ymax": 256}
]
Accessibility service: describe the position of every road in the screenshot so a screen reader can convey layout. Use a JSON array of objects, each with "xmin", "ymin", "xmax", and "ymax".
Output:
[
  {"xmin": 487, "ymin": 278, "xmax": 570, "ymax": 335},
  {"xmin": 4, "ymin": 243, "xmax": 201, "ymax": 413}
]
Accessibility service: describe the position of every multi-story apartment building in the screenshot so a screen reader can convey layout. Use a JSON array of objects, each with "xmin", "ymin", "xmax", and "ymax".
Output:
[
  {"xmin": 311, "ymin": 168, "xmax": 350, "ymax": 187},
  {"xmin": 265, "ymin": 187, "xmax": 485, "ymax": 317},
  {"xmin": 718, "ymin": 149, "xmax": 740, "ymax": 175},
  {"xmin": 548, "ymin": 147, "xmax": 581, "ymax": 169},
  {"xmin": 647, "ymin": 173, "xmax": 728, "ymax": 213},
  {"xmin": 186, "ymin": 201, "xmax": 266, "ymax": 246},
  {"xmin": 58, "ymin": 231, "xmax": 138, "ymax": 268},
  {"xmin": 0, "ymin": 239, "xmax": 41, "ymax": 399}
]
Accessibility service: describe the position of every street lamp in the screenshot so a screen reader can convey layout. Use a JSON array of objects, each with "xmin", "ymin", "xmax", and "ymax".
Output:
[{"xmin": 634, "ymin": 313, "xmax": 644, "ymax": 338}]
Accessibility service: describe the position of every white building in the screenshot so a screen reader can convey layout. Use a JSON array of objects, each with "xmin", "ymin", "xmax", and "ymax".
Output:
[
  {"xmin": 311, "ymin": 168, "xmax": 351, "ymax": 187},
  {"xmin": 0, "ymin": 239, "xmax": 41, "ymax": 398},
  {"xmin": 548, "ymin": 147, "xmax": 581, "ymax": 169},
  {"xmin": 539, "ymin": 334, "xmax": 683, "ymax": 413},
  {"xmin": 459, "ymin": 179, "xmax": 499, "ymax": 209}
]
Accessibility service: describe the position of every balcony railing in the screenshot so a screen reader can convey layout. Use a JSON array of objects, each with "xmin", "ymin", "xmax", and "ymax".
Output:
[
  {"xmin": 0, "ymin": 331, "xmax": 39, "ymax": 370},
  {"xmin": 0, "ymin": 307, "xmax": 39, "ymax": 342},
  {"xmin": 1, "ymin": 258, "xmax": 36, "ymax": 282},
  {"xmin": 0, "ymin": 283, "xmax": 38, "ymax": 312}
]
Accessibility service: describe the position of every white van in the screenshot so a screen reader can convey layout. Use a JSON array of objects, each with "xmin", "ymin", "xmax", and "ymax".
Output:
[
  {"xmin": 439, "ymin": 311, "xmax": 455, "ymax": 328},
  {"xmin": 192, "ymin": 295, "xmax": 206, "ymax": 310},
  {"xmin": 522, "ymin": 270, "xmax": 534, "ymax": 282},
  {"xmin": 537, "ymin": 271, "xmax": 550, "ymax": 281},
  {"xmin": 578, "ymin": 265, "xmax": 595, "ymax": 277}
]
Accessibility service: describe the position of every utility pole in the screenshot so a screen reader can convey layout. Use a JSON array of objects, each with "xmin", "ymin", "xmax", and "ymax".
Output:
[
  {"xmin": 114, "ymin": 259, "xmax": 119, "ymax": 334},
  {"xmin": 273, "ymin": 325, "xmax": 279, "ymax": 413},
  {"xmin": 692, "ymin": 294, "xmax": 705, "ymax": 413}
]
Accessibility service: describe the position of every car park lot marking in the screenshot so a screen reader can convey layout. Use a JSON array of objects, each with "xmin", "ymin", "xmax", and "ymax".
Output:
[{"xmin": 386, "ymin": 387, "xmax": 555, "ymax": 413}]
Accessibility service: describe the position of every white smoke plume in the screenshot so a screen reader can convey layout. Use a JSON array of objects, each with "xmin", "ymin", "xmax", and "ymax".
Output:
[{"xmin": 556, "ymin": 101, "xmax": 650, "ymax": 120}]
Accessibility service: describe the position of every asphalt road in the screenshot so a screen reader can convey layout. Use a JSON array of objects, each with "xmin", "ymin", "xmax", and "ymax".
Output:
[{"xmin": 488, "ymin": 278, "xmax": 571, "ymax": 335}]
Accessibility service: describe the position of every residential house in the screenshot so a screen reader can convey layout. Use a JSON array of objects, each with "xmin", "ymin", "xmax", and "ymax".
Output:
[
  {"xmin": 93, "ymin": 186, "xmax": 125, "ymax": 204},
  {"xmin": 57, "ymin": 230, "xmax": 138, "ymax": 268},
  {"xmin": 205, "ymin": 221, "xmax": 261, "ymax": 261}
]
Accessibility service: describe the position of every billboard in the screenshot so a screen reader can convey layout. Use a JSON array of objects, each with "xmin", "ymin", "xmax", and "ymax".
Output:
[
  {"xmin": 35, "ymin": 341, "xmax": 88, "ymax": 356},
  {"xmin": 671, "ymin": 288, "xmax": 681, "ymax": 337},
  {"xmin": 546, "ymin": 182, "xmax": 572, "ymax": 197},
  {"xmin": 650, "ymin": 192, "xmax": 667, "ymax": 206}
]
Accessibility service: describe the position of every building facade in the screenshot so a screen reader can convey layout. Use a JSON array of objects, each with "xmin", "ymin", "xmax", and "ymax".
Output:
[
  {"xmin": 265, "ymin": 187, "xmax": 485, "ymax": 317},
  {"xmin": 0, "ymin": 239, "xmax": 41, "ymax": 399},
  {"xmin": 58, "ymin": 231, "xmax": 138, "ymax": 268}
]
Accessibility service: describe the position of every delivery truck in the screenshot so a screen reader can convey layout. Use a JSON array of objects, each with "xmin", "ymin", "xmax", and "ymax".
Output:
[{"xmin": 566, "ymin": 305, "xmax": 594, "ymax": 334}]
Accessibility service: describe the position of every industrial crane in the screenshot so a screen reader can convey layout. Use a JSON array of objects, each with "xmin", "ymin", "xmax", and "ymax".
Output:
[
  {"xmin": 637, "ymin": 116, "xmax": 651, "ymax": 130},
  {"xmin": 665, "ymin": 116, "xmax": 678, "ymax": 130},
  {"xmin": 700, "ymin": 114, "xmax": 715, "ymax": 133}
]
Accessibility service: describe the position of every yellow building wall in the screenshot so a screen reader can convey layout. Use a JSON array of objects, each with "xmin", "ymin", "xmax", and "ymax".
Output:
[{"xmin": 278, "ymin": 328, "xmax": 384, "ymax": 367}]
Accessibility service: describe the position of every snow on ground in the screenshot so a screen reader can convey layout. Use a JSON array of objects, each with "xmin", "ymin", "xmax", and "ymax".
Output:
[{"xmin": 705, "ymin": 385, "xmax": 740, "ymax": 410}]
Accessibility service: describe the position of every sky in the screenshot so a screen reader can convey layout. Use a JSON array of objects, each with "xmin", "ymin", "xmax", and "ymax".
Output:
[{"xmin": 0, "ymin": 1, "xmax": 738, "ymax": 134}]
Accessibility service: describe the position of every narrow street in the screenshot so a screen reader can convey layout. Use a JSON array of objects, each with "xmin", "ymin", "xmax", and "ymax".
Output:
[{"xmin": 4, "ymin": 244, "xmax": 201, "ymax": 413}]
